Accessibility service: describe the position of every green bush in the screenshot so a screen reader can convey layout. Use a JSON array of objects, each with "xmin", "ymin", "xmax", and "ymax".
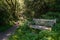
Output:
[
  {"xmin": 0, "ymin": 24, "xmax": 12, "ymax": 32},
  {"xmin": 8, "ymin": 20, "xmax": 60, "ymax": 40}
]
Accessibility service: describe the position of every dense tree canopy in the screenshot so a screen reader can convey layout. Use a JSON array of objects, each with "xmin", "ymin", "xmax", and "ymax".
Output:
[
  {"xmin": 24, "ymin": 0, "xmax": 56, "ymax": 18},
  {"xmin": 0, "ymin": 0, "xmax": 20, "ymax": 25},
  {"xmin": 0, "ymin": 0, "xmax": 60, "ymax": 25}
]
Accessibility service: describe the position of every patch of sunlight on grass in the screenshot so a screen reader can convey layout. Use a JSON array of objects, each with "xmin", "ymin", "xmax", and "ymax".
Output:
[
  {"xmin": 47, "ymin": 37, "xmax": 54, "ymax": 40},
  {"xmin": 18, "ymin": 21, "xmax": 24, "ymax": 26},
  {"xmin": 18, "ymin": 19, "xmax": 28, "ymax": 26},
  {"xmin": 59, "ymin": 37, "xmax": 60, "ymax": 40},
  {"xmin": 12, "ymin": 35, "xmax": 19, "ymax": 40},
  {"xmin": 18, "ymin": 29, "xmax": 21, "ymax": 32},
  {"xmin": 13, "ymin": 35, "xmax": 18, "ymax": 38}
]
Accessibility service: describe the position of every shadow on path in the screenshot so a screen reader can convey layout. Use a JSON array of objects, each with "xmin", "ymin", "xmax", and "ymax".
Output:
[{"xmin": 0, "ymin": 22, "xmax": 19, "ymax": 40}]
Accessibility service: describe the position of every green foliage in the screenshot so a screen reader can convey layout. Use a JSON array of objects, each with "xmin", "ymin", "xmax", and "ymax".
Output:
[
  {"xmin": 0, "ymin": 0, "xmax": 60, "ymax": 40},
  {"xmin": 8, "ymin": 21, "xmax": 60, "ymax": 40},
  {"xmin": 0, "ymin": 0, "xmax": 20, "ymax": 31},
  {"xmin": 41, "ymin": 12, "xmax": 60, "ymax": 18},
  {"xmin": 0, "ymin": 0, "xmax": 20, "ymax": 25},
  {"xmin": 24, "ymin": 0, "xmax": 57, "ymax": 18},
  {"xmin": 0, "ymin": 24, "xmax": 12, "ymax": 32},
  {"xmin": 24, "ymin": 0, "xmax": 49, "ymax": 18}
]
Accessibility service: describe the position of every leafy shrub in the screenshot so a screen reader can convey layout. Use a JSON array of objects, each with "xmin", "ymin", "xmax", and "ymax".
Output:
[
  {"xmin": 8, "ymin": 20, "xmax": 60, "ymax": 40},
  {"xmin": 0, "ymin": 24, "xmax": 12, "ymax": 32}
]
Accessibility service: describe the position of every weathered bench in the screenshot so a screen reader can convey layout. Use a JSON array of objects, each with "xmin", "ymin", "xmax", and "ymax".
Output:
[{"xmin": 29, "ymin": 19, "xmax": 56, "ymax": 30}]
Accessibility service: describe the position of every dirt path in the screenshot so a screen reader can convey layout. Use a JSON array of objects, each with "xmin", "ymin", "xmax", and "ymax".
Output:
[{"xmin": 0, "ymin": 22, "xmax": 19, "ymax": 40}]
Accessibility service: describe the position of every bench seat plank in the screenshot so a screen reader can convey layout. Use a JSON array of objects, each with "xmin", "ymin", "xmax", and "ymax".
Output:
[
  {"xmin": 33, "ymin": 19, "xmax": 56, "ymax": 27},
  {"xmin": 30, "ymin": 25, "xmax": 51, "ymax": 31}
]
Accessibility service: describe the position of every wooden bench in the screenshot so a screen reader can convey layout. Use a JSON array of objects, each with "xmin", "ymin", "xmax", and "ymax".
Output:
[{"xmin": 29, "ymin": 19, "xmax": 56, "ymax": 30}]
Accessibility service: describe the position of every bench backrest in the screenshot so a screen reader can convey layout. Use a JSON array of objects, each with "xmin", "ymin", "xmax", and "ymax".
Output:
[{"xmin": 33, "ymin": 19, "xmax": 56, "ymax": 27}]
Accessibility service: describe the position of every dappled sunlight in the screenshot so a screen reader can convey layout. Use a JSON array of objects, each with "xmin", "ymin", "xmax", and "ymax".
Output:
[
  {"xmin": 12, "ymin": 35, "xmax": 19, "ymax": 40},
  {"xmin": 18, "ymin": 0, "xmax": 25, "ymax": 9},
  {"xmin": 18, "ymin": 18, "xmax": 28, "ymax": 26},
  {"xmin": 0, "ymin": 0, "xmax": 60, "ymax": 40},
  {"xmin": 47, "ymin": 37, "xmax": 52, "ymax": 40},
  {"xmin": 18, "ymin": 0, "xmax": 26, "ymax": 13}
]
